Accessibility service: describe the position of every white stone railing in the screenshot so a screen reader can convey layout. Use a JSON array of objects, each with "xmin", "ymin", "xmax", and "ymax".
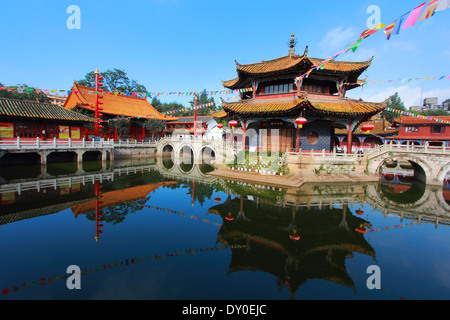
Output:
[
  {"xmin": 367, "ymin": 141, "xmax": 450, "ymax": 159},
  {"xmin": 113, "ymin": 140, "xmax": 157, "ymax": 148},
  {"xmin": 0, "ymin": 137, "xmax": 114, "ymax": 150}
]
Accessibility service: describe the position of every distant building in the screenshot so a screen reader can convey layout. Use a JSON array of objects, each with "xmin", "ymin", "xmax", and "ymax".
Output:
[
  {"xmin": 443, "ymin": 99, "xmax": 450, "ymax": 111},
  {"xmin": 335, "ymin": 117, "xmax": 399, "ymax": 152},
  {"xmin": 47, "ymin": 95, "xmax": 67, "ymax": 107},
  {"xmin": 423, "ymin": 97, "xmax": 439, "ymax": 111},
  {"xmin": 387, "ymin": 115, "xmax": 450, "ymax": 147},
  {"xmin": 165, "ymin": 116, "xmax": 222, "ymax": 140}
]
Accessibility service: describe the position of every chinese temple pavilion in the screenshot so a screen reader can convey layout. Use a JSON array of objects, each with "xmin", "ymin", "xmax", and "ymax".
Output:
[
  {"xmin": 219, "ymin": 34, "xmax": 386, "ymax": 153},
  {"xmin": 63, "ymin": 82, "xmax": 177, "ymax": 141}
]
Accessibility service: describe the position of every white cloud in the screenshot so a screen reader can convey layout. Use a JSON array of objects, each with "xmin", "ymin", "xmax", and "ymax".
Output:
[
  {"xmin": 348, "ymin": 85, "xmax": 450, "ymax": 109},
  {"xmin": 319, "ymin": 26, "xmax": 356, "ymax": 52}
]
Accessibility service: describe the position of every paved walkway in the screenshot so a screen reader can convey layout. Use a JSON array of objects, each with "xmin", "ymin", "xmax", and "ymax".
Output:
[
  {"xmin": 209, "ymin": 169, "xmax": 379, "ymax": 189},
  {"xmin": 209, "ymin": 169, "xmax": 304, "ymax": 188}
]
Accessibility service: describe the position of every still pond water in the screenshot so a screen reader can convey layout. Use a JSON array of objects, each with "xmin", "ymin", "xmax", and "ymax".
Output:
[{"xmin": 0, "ymin": 157, "xmax": 449, "ymax": 300}]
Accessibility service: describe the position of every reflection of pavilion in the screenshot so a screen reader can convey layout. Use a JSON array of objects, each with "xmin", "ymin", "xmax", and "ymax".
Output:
[
  {"xmin": 71, "ymin": 181, "xmax": 178, "ymax": 217},
  {"xmin": 71, "ymin": 180, "xmax": 178, "ymax": 241},
  {"xmin": 208, "ymin": 194, "xmax": 375, "ymax": 299}
]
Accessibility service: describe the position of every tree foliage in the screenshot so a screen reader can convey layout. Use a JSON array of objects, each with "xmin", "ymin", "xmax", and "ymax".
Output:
[
  {"xmin": 418, "ymin": 109, "xmax": 449, "ymax": 116},
  {"xmin": 109, "ymin": 115, "xmax": 131, "ymax": 138},
  {"xmin": 150, "ymin": 90, "xmax": 217, "ymax": 117},
  {"xmin": 77, "ymin": 68, "xmax": 147, "ymax": 93},
  {"xmin": 189, "ymin": 90, "xmax": 216, "ymax": 116},
  {"xmin": 0, "ymin": 84, "xmax": 50, "ymax": 103},
  {"xmin": 143, "ymin": 118, "xmax": 166, "ymax": 134},
  {"xmin": 382, "ymin": 92, "xmax": 406, "ymax": 122}
]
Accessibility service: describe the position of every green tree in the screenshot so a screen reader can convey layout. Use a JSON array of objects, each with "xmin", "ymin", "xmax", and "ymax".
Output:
[
  {"xmin": 143, "ymin": 118, "xmax": 166, "ymax": 134},
  {"xmin": 0, "ymin": 84, "xmax": 50, "ymax": 103},
  {"xmin": 419, "ymin": 109, "xmax": 449, "ymax": 116},
  {"xmin": 189, "ymin": 90, "xmax": 216, "ymax": 116},
  {"xmin": 77, "ymin": 69, "xmax": 147, "ymax": 93},
  {"xmin": 109, "ymin": 115, "xmax": 131, "ymax": 139},
  {"xmin": 382, "ymin": 92, "xmax": 406, "ymax": 122}
]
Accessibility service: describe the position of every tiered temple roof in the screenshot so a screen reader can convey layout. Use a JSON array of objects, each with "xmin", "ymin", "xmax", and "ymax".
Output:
[
  {"xmin": 221, "ymin": 96, "xmax": 386, "ymax": 118},
  {"xmin": 222, "ymin": 52, "xmax": 373, "ymax": 90},
  {"xmin": 63, "ymin": 82, "xmax": 177, "ymax": 121},
  {"xmin": 0, "ymin": 97, "xmax": 94, "ymax": 123}
]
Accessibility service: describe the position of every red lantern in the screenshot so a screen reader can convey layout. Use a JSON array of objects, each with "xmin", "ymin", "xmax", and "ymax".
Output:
[
  {"xmin": 225, "ymin": 213, "xmax": 235, "ymax": 221},
  {"xmin": 217, "ymin": 123, "xmax": 224, "ymax": 129},
  {"xmin": 229, "ymin": 120, "xmax": 238, "ymax": 128},
  {"xmin": 290, "ymin": 232, "xmax": 301, "ymax": 241},
  {"xmin": 296, "ymin": 117, "xmax": 307, "ymax": 128},
  {"xmin": 356, "ymin": 209, "xmax": 364, "ymax": 215},
  {"xmin": 355, "ymin": 226, "xmax": 368, "ymax": 234},
  {"xmin": 361, "ymin": 123, "xmax": 375, "ymax": 133},
  {"xmin": 215, "ymin": 196, "xmax": 221, "ymax": 203}
]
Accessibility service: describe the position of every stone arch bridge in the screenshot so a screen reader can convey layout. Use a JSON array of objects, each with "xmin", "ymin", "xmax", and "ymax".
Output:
[
  {"xmin": 367, "ymin": 142, "xmax": 450, "ymax": 187},
  {"xmin": 156, "ymin": 137, "xmax": 235, "ymax": 164}
]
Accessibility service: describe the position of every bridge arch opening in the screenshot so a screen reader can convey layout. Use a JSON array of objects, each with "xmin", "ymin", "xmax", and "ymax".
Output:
[
  {"xmin": 0, "ymin": 153, "xmax": 41, "ymax": 180},
  {"xmin": 379, "ymin": 158, "xmax": 428, "ymax": 185},
  {"xmin": 178, "ymin": 145, "xmax": 194, "ymax": 173},
  {"xmin": 178, "ymin": 145, "xmax": 194, "ymax": 162},
  {"xmin": 200, "ymin": 146, "xmax": 216, "ymax": 164},
  {"xmin": 162, "ymin": 144, "xmax": 174, "ymax": 157},
  {"xmin": 48, "ymin": 151, "xmax": 78, "ymax": 163},
  {"xmin": 380, "ymin": 180, "xmax": 426, "ymax": 204},
  {"xmin": 161, "ymin": 157, "xmax": 175, "ymax": 170},
  {"xmin": 0, "ymin": 152, "xmax": 41, "ymax": 165}
]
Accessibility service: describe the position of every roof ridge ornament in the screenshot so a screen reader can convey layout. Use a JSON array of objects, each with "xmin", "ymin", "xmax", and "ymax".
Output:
[{"xmin": 288, "ymin": 33, "xmax": 297, "ymax": 56}]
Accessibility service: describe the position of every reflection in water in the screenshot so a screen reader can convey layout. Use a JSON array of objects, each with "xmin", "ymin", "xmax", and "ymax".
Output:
[
  {"xmin": 0, "ymin": 160, "xmax": 449, "ymax": 299},
  {"xmin": 380, "ymin": 178, "xmax": 426, "ymax": 204},
  {"xmin": 208, "ymin": 194, "xmax": 375, "ymax": 299}
]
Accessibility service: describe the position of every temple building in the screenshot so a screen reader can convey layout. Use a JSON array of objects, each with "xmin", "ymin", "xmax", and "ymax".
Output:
[
  {"xmin": 165, "ymin": 115, "xmax": 222, "ymax": 140},
  {"xmin": 0, "ymin": 97, "xmax": 94, "ymax": 141},
  {"xmin": 63, "ymin": 82, "xmax": 177, "ymax": 141},
  {"xmin": 218, "ymin": 34, "xmax": 386, "ymax": 153},
  {"xmin": 335, "ymin": 116, "xmax": 399, "ymax": 152}
]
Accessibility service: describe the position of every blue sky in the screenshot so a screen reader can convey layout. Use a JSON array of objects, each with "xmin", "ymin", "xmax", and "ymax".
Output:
[{"xmin": 0, "ymin": 0, "xmax": 449, "ymax": 109}]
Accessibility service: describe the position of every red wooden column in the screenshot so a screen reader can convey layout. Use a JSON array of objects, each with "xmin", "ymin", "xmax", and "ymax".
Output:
[
  {"xmin": 243, "ymin": 120, "xmax": 247, "ymax": 151},
  {"xmin": 142, "ymin": 127, "xmax": 145, "ymax": 142},
  {"xmin": 347, "ymin": 119, "xmax": 353, "ymax": 155}
]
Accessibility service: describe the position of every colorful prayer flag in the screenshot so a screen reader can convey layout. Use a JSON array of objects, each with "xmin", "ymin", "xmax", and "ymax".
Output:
[
  {"xmin": 436, "ymin": 0, "xmax": 450, "ymax": 11},
  {"xmin": 359, "ymin": 29, "xmax": 377, "ymax": 39},
  {"xmin": 419, "ymin": 0, "xmax": 440, "ymax": 21},
  {"xmin": 384, "ymin": 21, "xmax": 396, "ymax": 40},
  {"xmin": 403, "ymin": 2, "xmax": 426, "ymax": 29},
  {"xmin": 392, "ymin": 12, "xmax": 411, "ymax": 35}
]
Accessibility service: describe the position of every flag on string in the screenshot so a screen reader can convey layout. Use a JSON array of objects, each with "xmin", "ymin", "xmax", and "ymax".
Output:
[
  {"xmin": 392, "ymin": 12, "xmax": 411, "ymax": 36},
  {"xmin": 359, "ymin": 29, "xmax": 377, "ymax": 39},
  {"xmin": 384, "ymin": 21, "xmax": 396, "ymax": 40},
  {"xmin": 348, "ymin": 39, "xmax": 362, "ymax": 53},
  {"xmin": 403, "ymin": 2, "xmax": 426, "ymax": 29},
  {"xmin": 436, "ymin": 0, "xmax": 450, "ymax": 11},
  {"xmin": 419, "ymin": 0, "xmax": 440, "ymax": 21}
]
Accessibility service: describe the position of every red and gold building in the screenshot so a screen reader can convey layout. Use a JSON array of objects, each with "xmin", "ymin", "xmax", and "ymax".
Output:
[
  {"xmin": 0, "ymin": 97, "xmax": 94, "ymax": 141},
  {"xmin": 387, "ymin": 116, "xmax": 450, "ymax": 147},
  {"xmin": 218, "ymin": 35, "xmax": 386, "ymax": 153},
  {"xmin": 63, "ymin": 82, "xmax": 177, "ymax": 141}
]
